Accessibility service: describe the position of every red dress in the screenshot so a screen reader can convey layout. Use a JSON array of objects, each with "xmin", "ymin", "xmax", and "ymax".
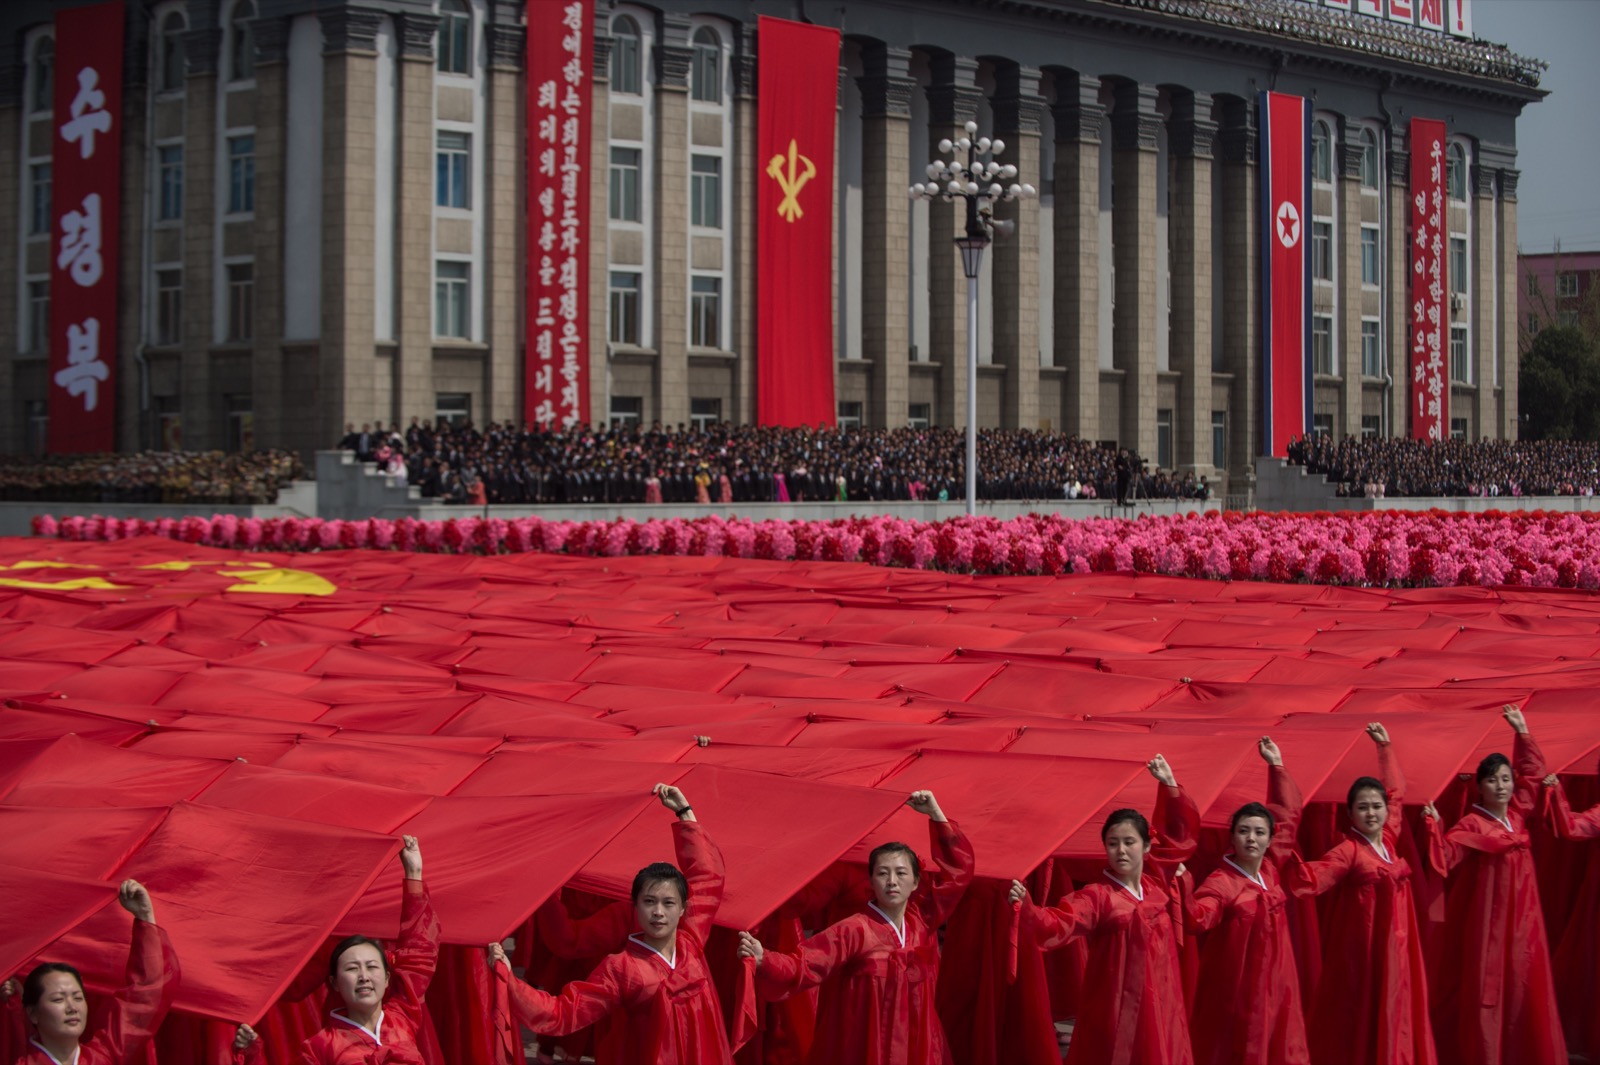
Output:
[
  {"xmin": 1283, "ymin": 742, "xmax": 1434, "ymax": 1065},
  {"xmin": 1017, "ymin": 784, "xmax": 1199, "ymax": 1065},
  {"xmin": 1426, "ymin": 732, "xmax": 1566, "ymax": 1065},
  {"xmin": 11, "ymin": 920, "xmax": 178, "ymax": 1065},
  {"xmin": 297, "ymin": 879, "xmax": 440, "ymax": 1065},
  {"xmin": 752, "ymin": 820, "xmax": 974, "ymax": 1065},
  {"xmin": 1545, "ymin": 783, "xmax": 1600, "ymax": 1060},
  {"xmin": 496, "ymin": 821, "xmax": 733, "ymax": 1065},
  {"xmin": 1180, "ymin": 765, "xmax": 1309, "ymax": 1065}
]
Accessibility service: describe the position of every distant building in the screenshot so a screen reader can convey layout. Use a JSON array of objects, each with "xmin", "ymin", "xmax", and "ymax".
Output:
[{"xmin": 1519, "ymin": 249, "xmax": 1600, "ymax": 349}]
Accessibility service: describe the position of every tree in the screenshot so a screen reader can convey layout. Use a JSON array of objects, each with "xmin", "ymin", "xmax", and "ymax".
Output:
[{"xmin": 1520, "ymin": 326, "xmax": 1600, "ymax": 439}]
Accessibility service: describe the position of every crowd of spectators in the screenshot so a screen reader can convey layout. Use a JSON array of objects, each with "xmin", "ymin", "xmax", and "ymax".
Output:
[
  {"xmin": 1288, "ymin": 434, "xmax": 1600, "ymax": 497},
  {"xmin": 0, "ymin": 450, "xmax": 305, "ymax": 504},
  {"xmin": 339, "ymin": 418, "xmax": 1214, "ymax": 506}
]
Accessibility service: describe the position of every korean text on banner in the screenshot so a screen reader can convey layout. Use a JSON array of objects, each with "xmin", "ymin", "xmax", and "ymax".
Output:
[
  {"xmin": 526, "ymin": 0, "xmax": 593, "ymax": 428},
  {"xmin": 1409, "ymin": 117, "xmax": 1448, "ymax": 440},
  {"xmin": 1258, "ymin": 91, "xmax": 1311, "ymax": 458},
  {"xmin": 49, "ymin": 1, "xmax": 125, "ymax": 453},
  {"xmin": 756, "ymin": 17, "xmax": 840, "ymax": 426}
]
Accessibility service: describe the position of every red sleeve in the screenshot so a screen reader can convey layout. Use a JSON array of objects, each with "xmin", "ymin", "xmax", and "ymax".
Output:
[
  {"xmin": 753, "ymin": 915, "xmax": 868, "ymax": 1002},
  {"xmin": 1511, "ymin": 731, "xmax": 1548, "ymax": 818},
  {"xmin": 498, "ymin": 954, "xmax": 626, "ymax": 1036},
  {"xmin": 231, "ymin": 1037, "xmax": 266, "ymax": 1065},
  {"xmin": 390, "ymin": 880, "xmax": 441, "ymax": 1013},
  {"xmin": 1379, "ymin": 742, "xmax": 1406, "ymax": 808},
  {"xmin": 1545, "ymin": 784, "xmax": 1600, "ymax": 841},
  {"xmin": 1017, "ymin": 891, "xmax": 1089, "ymax": 952},
  {"xmin": 673, "ymin": 820, "xmax": 725, "ymax": 944},
  {"xmin": 1180, "ymin": 870, "xmax": 1227, "ymax": 933},
  {"xmin": 536, "ymin": 896, "xmax": 633, "ymax": 959},
  {"xmin": 1150, "ymin": 784, "xmax": 1200, "ymax": 867},
  {"xmin": 914, "ymin": 820, "xmax": 975, "ymax": 928},
  {"xmin": 1282, "ymin": 840, "xmax": 1355, "ymax": 898},
  {"xmin": 1267, "ymin": 764, "xmax": 1304, "ymax": 852},
  {"xmin": 87, "ymin": 918, "xmax": 179, "ymax": 1065}
]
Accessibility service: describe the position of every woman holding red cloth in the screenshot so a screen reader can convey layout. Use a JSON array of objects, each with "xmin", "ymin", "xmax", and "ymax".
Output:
[
  {"xmin": 736, "ymin": 790, "xmax": 973, "ymax": 1065},
  {"xmin": 1421, "ymin": 705, "xmax": 1566, "ymax": 1065},
  {"xmin": 1178, "ymin": 737, "xmax": 1308, "ymax": 1065},
  {"xmin": 1543, "ymin": 767, "xmax": 1600, "ymax": 1060},
  {"xmin": 489, "ymin": 784, "xmax": 734, "ymax": 1065},
  {"xmin": 1282, "ymin": 722, "xmax": 1434, "ymax": 1065},
  {"xmin": 1006, "ymin": 755, "xmax": 1199, "ymax": 1065}
]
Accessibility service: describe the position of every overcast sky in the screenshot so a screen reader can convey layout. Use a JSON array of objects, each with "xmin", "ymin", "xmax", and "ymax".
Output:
[{"xmin": 1472, "ymin": 0, "xmax": 1600, "ymax": 254}]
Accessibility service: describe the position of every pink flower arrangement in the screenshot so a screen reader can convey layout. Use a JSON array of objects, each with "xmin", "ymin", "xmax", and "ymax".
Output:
[{"xmin": 29, "ymin": 509, "xmax": 1600, "ymax": 590}]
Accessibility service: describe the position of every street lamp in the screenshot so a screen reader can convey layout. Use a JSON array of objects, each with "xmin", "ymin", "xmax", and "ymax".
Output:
[{"xmin": 910, "ymin": 121, "xmax": 1035, "ymax": 516}]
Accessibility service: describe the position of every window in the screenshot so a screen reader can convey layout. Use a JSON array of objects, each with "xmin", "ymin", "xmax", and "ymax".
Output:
[
  {"xmin": 611, "ymin": 16, "xmax": 641, "ymax": 95},
  {"xmin": 609, "ymin": 271, "xmax": 640, "ymax": 345},
  {"xmin": 836, "ymin": 401, "xmax": 863, "ymax": 429},
  {"xmin": 436, "ymin": 131, "xmax": 470, "ymax": 208},
  {"xmin": 226, "ymin": 263, "xmax": 254, "ymax": 341},
  {"xmin": 1312, "ymin": 222, "xmax": 1333, "ymax": 282},
  {"xmin": 225, "ymin": 394, "xmax": 254, "ymax": 451},
  {"xmin": 28, "ymin": 37, "xmax": 53, "ymax": 114},
  {"xmin": 1156, "ymin": 409, "xmax": 1173, "ymax": 469},
  {"xmin": 1447, "ymin": 143, "xmax": 1466, "ymax": 201},
  {"xmin": 157, "ymin": 145, "xmax": 183, "ymax": 221},
  {"xmin": 228, "ymin": 0, "xmax": 255, "ymax": 81},
  {"xmin": 909, "ymin": 403, "xmax": 931, "ymax": 429},
  {"xmin": 26, "ymin": 281, "xmax": 49, "ymax": 355},
  {"xmin": 1450, "ymin": 325, "xmax": 1468, "ymax": 382},
  {"xmin": 691, "ymin": 27, "xmax": 720, "ymax": 103},
  {"xmin": 1361, "ymin": 415, "xmax": 1380, "ymax": 438},
  {"xmin": 435, "ymin": 261, "xmax": 470, "ymax": 338},
  {"xmin": 1361, "ymin": 319, "xmax": 1381, "ymax": 377},
  {"xmin": 609, "ymin": 147, "xmax": 641, "ymax": 221},
  {"xmin": 1361, "ymin": 226, "xmax": 1380, "ymax": 286},
  {"xmin": 1359, "ymin": 129, "xmax": 1379, "ymax": 189},
  {"xmin": 1557, "ymin": 273, "xmax": 1579, "ymax": 298},
  {"xmin": 438, "ymin": 0, "xmax": 471, "ymax": 75},
  {"xmin": 228, "ymin": 136, "xmax": 256, "ymax": 213},
  {"xmin": 1313, "ymin": 315, "xmax": 1333, "ymax": 376},
  {"xmin": 1525, "ymin": 274, "xmax": 1539, "ymax": 297},
  {"xmin": 156, "ymin": 395, "xmax": 182, "ymax": 450},
  {"xmin": 1312, "ymin": 121, "xmax": 1332, "ymax": 184},
  {"xmin": 691, "ymin": 155, "xmax": 722, "ymax": 228},
  {"xmin": 609, "ymin": 396, "xmax": 643, "ymax": 425},
  {"xmin": 158, "ymin": 12, "xmax": 186, "ymax": 92},
  {"xmin": 155, "ymin": 269, "xmax": 182, "ymax": 345},
  {"xmin": 1312, "ymin": 413, "xmax": 1334, "ymax": 439},
  {"xmin": 25, "ymin": 400, "xmax": 49, "ymax": 457},
  {"xmin": 1450, "ymin": 417, "xmax": 1468, "ymax": 440},
  {"xmin": 28, "ymin": 164, "xmax": 51, "ymax": 237},
  {"xmin": 690, "ymin": 398, "xmax": 721, "ymax": 430},
  {"xmin": 1211, "ymin": 410, "xmax": 1227, "ymax": 468},
  {"xmin": 436, "ymin": 392, "xmax": 471, "ymax": 426},
  {"xmin": 1527, "ymin": 314, "xmax": 1539, "ymax": 334},
  {"xmin": 690, "ymin": 276, "xmax": 720, "ymax": 348},
  {"xmin": 1450, "ymin": 238, "xmax": 1467, "ymax": 295}
]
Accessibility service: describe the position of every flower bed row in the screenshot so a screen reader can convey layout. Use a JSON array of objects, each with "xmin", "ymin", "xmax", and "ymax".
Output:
[{"xmin": 29, "ymin": 510, "xmax": 1600, "ymax": 588}]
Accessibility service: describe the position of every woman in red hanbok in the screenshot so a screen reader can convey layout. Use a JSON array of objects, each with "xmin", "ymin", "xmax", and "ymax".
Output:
[
  {"xmin": 491, "ymin": 784, "xmax": 733, "ymax": 1065},
  {"xmin": 11, "ymin": 880, "xmax": 177, "ymax": 1065},
  {"xmin": 1283, "ymin": 722, "xmax": 1434, "ymax": 1065},
  {"xmin": 1179, "ymin": 737, "xmax": 1308, "ymax": 1065},
  {"xmin": 1543, "ymin": 768, "xmax": 1600, "ymax": 1060},
  {"xmin": 1422, "ymin": 705, "xmax": 1566, "ymax": 1065},
  {"xmin": 1007, "ymin": 755, "xmax": 1199, "ymax": 1065},
  {"xmin": 296, "ymin": 835, "xmax": 440, "ymax": 1065},
  {"xmin": 737, "ymin": 790, "xmax": 973, "ymax": 1065}
]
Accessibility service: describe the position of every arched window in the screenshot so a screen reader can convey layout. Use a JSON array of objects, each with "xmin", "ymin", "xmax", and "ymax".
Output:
[
  {"xmin": 1359, "ymin": 128, "xmax": 1379, "ymax": 189},
  {"xmin": 228, "ymin": 0, "xmax": 256, "ymax": 82},
  {"xmin": 28, "ymin": 36, "xmax": 54, "ymax": 113},
  {"xmin": 158, "ymin": 12, "xmax": 187, "ymax": 92},
  {"xmin": 691, "ymin": 26, "xmax": 720, "ymax": 103},
  {"xmin": 1312, "ymin": 121, "xmax": 1332, "ymax": 184},
  {"xmin": 611, "ymin": 15, "xmax": 641, "ymax": 95},
  {"xmin": 438, "ymin": 0, "xmax": 471, "ymax": 75},
  {"xmin": 1447, "ymin": 143, "xmax": 1467, "ymax": 200}
]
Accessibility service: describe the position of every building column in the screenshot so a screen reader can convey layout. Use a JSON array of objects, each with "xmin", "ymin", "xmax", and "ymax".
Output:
[
  {"xmin": 394, "ymin": 13, "xmax": 437, "ymax": 428},
  {"xmin": 991, "ymin": 64, "xmax": 1044, "ymax": 430},
  {"xmin": 653, "ymin": 18, "xmax": 691, "ymax": 427},
  {"xmin": 180, "ymin": 25, "xmax": 222, "ymax": 449},
  {"xmin": 857, "ymin": 44, "xmax": 915, "ymax": 429},
  {"xmin": 731, "ymin": 31, "xmax": 756, "ymax": 424},
  {"xmin": 250, "ymin": 17, "xmax": 289, "ymax": 449},
  {"xmin": 1217, "ymin": 97, "xmax": 1259, "ymax": 474},
  {"xmin": 1499, "ymin": 168, "xmax": 1519, "ymax": 438},
  {"xmin": 1168, "ymin": 90, "xmax": 1214, "ymax": 473},
  {"xmin": 1386, "ymin": 130, "xmax": 1410, "ymax": 438},
  {"xmin": 1050, "ymin": 72, "xmax": 1103, "ymax": 443},
  {"xmin": 488, "ymin": 18, "xmax": 525, "ymax": 425},
  {"xmin": 1337, "ymin": 121, "xmax": 1364, "ymax": 438},
  {"xmin": 1110, "ymin": 81, "xmax": 1160, "ymax": 459},
  {"xmin": 925, "ymin": 54, "xmax": 982, "ymax": 428}
]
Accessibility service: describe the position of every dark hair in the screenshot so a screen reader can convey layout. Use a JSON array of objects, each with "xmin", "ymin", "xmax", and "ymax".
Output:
[
  {"xmin": 1476, "ymin": 752, "xmax": 1511, "ymax": 785},
  {"xmin": 328, "ymin": 936, "xmax": 390, "ymax": 978},
  {"xmin": 1101, "ymin": 808, "xmax": 1151, "ymax": 843},
  {"xmin": 867, "ymin": 842, "xmax": 922, "ymax": 881},
  {"xmin": 631, "ymin": 861, "xmax": 688, "ymax": 905},
  {"xmin": 1347, "ymin": 775, "xmax": 1387, "ymax": 809},
  {"xmin": 1230, "ymin": 801, "xmax": 1276, "ymax": 834},
  {"xmin": 22, "ymin": 964, "xmax": 83, "ymax": 1008}
]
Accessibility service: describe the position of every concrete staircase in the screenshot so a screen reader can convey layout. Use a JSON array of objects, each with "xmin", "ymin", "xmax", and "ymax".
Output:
[{"xmin": 315, "ymin": 450, "xmax": 420, "ymax": 519}]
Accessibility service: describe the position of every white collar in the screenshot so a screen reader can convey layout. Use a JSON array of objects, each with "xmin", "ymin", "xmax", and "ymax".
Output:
[
  {"xmin": 1223, "ymin": 855, "xmax": 1269, "ymax": 890},
  {"xmin": 1472, "ymin": 804, "xmax": 1515, "ymax": 833},
  {"xmin": 331, "ymin": 1009, "xmax": 384, "ymax": 1044},
  {"xmin": 1103, "ymin": 869, "xmax": 1145, "ymax": 900},
  {"xmin": 867, "ymin": 902, "xmax": 908, "ymax": 948},
  {"xmin": 628, "ymin": 933, "xmax": 676, "ymax": 969},
  {"xmin": 1353, "ymin": 830, "xmax": 1392, "ymax": 863},
  {"xmin": 29, "ymin": 1041, "xmax": 79, "ymax": 1065}
]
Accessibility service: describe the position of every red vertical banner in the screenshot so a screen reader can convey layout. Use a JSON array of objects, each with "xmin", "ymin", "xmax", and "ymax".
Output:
[
  {"xmin": 756, "ymin": 16, "xmax": 839, "ymax": 426},
  {"xmin": 1259, "ymin": 91, "xmax": 1311, "ymax": 458},
  {"xmin": 1409, "ymin": 117, "xmax": 1448, "ymax": 440},
  {"xmin": 49, "ymin": 1, "xmax": 124, "ymax": 453},
  {"xmin": 526, "ymin": 0, "xmax": 593, "ymax": 428}
]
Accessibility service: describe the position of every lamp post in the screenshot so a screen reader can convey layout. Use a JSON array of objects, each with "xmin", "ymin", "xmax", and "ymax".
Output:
[{"xmin": 911, "ymin": 120, "xmax": 1035, "ymax": 516}]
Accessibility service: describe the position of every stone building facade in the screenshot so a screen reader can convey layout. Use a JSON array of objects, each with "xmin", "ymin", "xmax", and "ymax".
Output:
[{"xmin": 1, "ymin": 0, "xmax": 1543, "ymax": 486}]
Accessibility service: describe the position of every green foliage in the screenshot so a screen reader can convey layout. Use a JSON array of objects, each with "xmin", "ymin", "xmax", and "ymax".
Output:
[{"xmin": 1520, "ymin": 326, "xmax": 1600, "ymax": 440}]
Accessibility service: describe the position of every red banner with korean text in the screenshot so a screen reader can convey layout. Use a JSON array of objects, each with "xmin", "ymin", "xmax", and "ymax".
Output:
[
  {"xmin": 757, "ymin": 16, "xmax": 839, "ymax": 426},
  {"xmin": 1259, "ymin": 91, "xmax": 1311, "ymax": 458},
  {"xmin": 526, "ymin": 0, "xmax": 592, "ymax": 427},
  {"xmin": 1409, "ymin": 117, "xmax": 1447, "ymax": 440},
  {"xmin": 49, "ymin": 1, "xmax": 124, "ymax": 453}
]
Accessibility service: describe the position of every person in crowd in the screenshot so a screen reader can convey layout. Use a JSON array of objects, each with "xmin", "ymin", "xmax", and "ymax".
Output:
[
  {"xmin": 1291, "ymin": 432, "xmax": 1600, "ymax": 497},
  {"xmin": 1422, "ymin": 706, "xmax": 1566, "ymax": 1065},
  {"xmin": 1542, "ymin": 766, "xmax": 1600, "ymax": 1060},
  {"xmin": 1007, "ymin": 755, "xmax": 1199, "ymax": 1065},
  {"xmin": 1179, "ymin": 737, "xmax": 1308, "ymax": 1065},
  {"xmin": 1282, "ymin": 723, "xmax": 1435, "ymax": 1065},
  {"xmin": 0, "ymin": 450, "xmax": 303, "ymax": 505}
]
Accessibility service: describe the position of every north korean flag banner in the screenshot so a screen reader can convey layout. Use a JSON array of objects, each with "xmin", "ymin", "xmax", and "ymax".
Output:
[
  {"xmin": 756, "ymin": 16, "xmax": 839, "ymax": 426},
  {"xmin": 1409, "ymin": 117, "xmax": 1448, "ymax": 440},
  {"xmin": 1259, "ymin": 91, "xmax": 1311, "ymax": 458},
  {"xmin": 49, "ymin": 1, "xmax": 124, "ymax": 453}
]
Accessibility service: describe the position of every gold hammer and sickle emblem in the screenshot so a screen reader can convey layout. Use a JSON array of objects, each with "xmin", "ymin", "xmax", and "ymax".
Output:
[{"xmin": 766, "ymin": 139, "xmax": 816, "ymax": 223}]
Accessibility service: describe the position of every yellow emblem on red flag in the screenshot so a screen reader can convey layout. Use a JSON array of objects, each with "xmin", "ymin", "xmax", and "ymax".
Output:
[{"xmin": 766, "ymin": 139, "xmax": 816, "ymax": 223}]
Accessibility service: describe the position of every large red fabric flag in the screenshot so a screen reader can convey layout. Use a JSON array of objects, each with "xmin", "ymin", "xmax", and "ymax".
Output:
[
  {"xmin": 1260, "ymin": 91, "xmax": 1311, "ymax": 458},
  {"xmin": 756, "ymin": 16, "xmax": 839, "ymax": 425}
]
